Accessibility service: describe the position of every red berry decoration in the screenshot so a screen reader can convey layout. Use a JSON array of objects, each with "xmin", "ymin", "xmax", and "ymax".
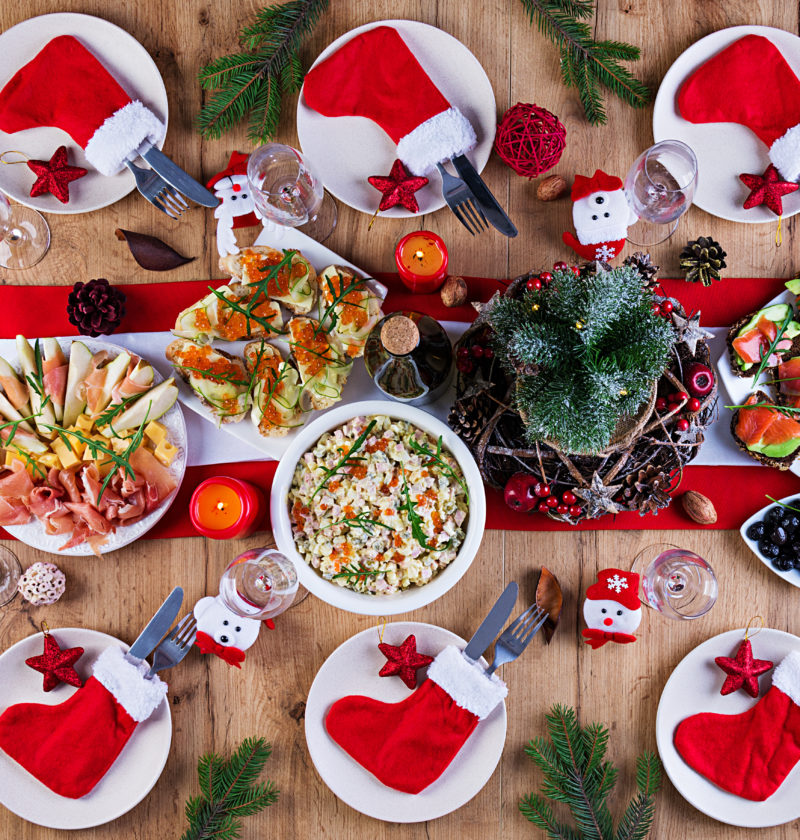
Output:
[
  {"xmin": 571, "ymin": 266, "xmax": 581, "ymax": 277},
  {"xmin": 714, "ymin": 638, "xmax": 772, "ymax": 698},
  {"xmin": 655, "ymin": 397, "xmax": 667, "ymax": 412},
  {"xmin": 687, "ymin": 397, "xmax": 702, "ymax": 412},
  {"xmin": 676, "ymin": 418, "xmax": 690, "ymax": 432},
  {"xmin": 457, "ymin": 346, "xmax": 470, "ymax": 359},
  {"xmin": 26, "ymin": 631, "xmax": 84, "ymax": 692},
  {"xmin": 368, "ymin": 159, "xmax": 429, "ymax": 213},
  {"xmin": 539, "ymin": 271, "xmax": 553, "ymax": 285},
  {"xmin": 378, "ymin": 634, "xmax": 434, "ymax": 689},
  {"xmin": 562, "ymin": 490, "xmax": 576, "ymax": 505},
  {"xmin": 553, "ymin": 261, "xmax": 568, "ymax": 271},
  {"xmin": 456, "ymin": 358, "xmax": 474, "ymax": 374},
  {"xmin": 493, "ymin": 103, "xmax": 566, "ymax": 179},
  {"xmin": 685, "ymin": 362, "xmax": 715, "ymax": 398},
  {"xmin": 504, "ymin": 472, "xmax": 539, "ymax": 512},
  {"xmin": 27, "ymin": 145, "xmax": 87, "ymax": 204},
  {"xmin": 569, "ymin": 505, "xmax": 583, "ymax": 517},
  {"xmin": 651, "ymin": 302, "xmax": 662, "ymax": 315},
  {"xmin": 483, "ymin": 347, "xmax": 494, "ymax": 359},
  {"xmin": 471, "ymin": 345, "xmax": 484, "ymax": 358},
  {"xmin": 668, "ymin": 403, "xmax": 680, "ymax": 414},
  {"xmin": 556, "ymin": 504, "xmax": 569, "ymax": 515},
  {"xmin": 538, "ymin": 502, "xmax": 551, "ymax": 513},
  {"xmin": 546, "ymin": 495, "xmax": 559, "ymax": 508},
  {"xmin": 534, "ymin": 482, "xmax": 551, "ymax": 498},
  {"xmin": 527, "ymin": 277, "xmax": 542, "ymax": 291},
  {"xmin": 660, "ymin": 300, "xmax": 674, "ymax": 315}
]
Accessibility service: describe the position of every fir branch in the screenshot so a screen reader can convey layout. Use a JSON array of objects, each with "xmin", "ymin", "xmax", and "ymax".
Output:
[
  {"xmin": 197, "ymin": 0, "xmax": 330, "ymax": 143},
  {"xmin": 180, "ymin": 737, "xmax": 278, "ymax": 840},
  {"xmin": 519, "ymin": 0, "xmax": 651, "ymax": 125}
]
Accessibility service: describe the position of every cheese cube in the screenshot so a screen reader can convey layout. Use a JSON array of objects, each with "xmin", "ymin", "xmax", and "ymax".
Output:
[
  {"xmin": 51, "ymin": 438, "xmax": 82, "ymax": 469},
  {"xmin": 4, "ymin": 451, "xmax": 32, "ymax": 474},
  {"xmin": 110, "ymin": 436, "xmax": 132, "ymax": 454},
  {"xmin": 74, "ymin": 414, "xmax": 94, "ymax": 433},
  {"xmin": 36, "ymin": 452, "xmax": 61, "ymax": 470},
  {"xmin": 144, "ymin": 421, "xmax": 167, "ymax": 445},
  {"xmin": 96, "ymin": 457, "xmax": 116, "ymax": 478},
  {"xmin": 154, "ymin": 438, "xmax": 178, "ymax": 467}
]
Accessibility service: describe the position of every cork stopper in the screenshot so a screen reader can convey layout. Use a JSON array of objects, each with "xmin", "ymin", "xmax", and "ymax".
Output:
[{"xmin": 380, "ymin": 315, "xmax": 419, "ymax": 356}]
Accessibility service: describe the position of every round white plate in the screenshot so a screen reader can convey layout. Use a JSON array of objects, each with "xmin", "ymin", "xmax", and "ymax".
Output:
[
  {"xmin": 270, "ymin": 400, "xmax": 486, "ymax": 616},
  {"xmin": 0, "ymin": 13, "xmax": 168, "ymax": 214},
  {"xmin": 0, "ymin": 628, "xmax": 171, "ymax": 829},
  {"xmin": 656, "ymin": 627, "xmax": 800, "ymax": 827},
  {"xmin": 653, "ymin": 25, "xmax": 800, "ymax": 223},
  {"xmin": 740, "ymin": 496, "xmax": 800, "ymax": 589},
  {"xmin": 305, "ymin": 621, "xmax": 506, "ymax": 822},
  {"xmin": 297, "ymin": 19, "xmax": 497, "ymax": 217},
  {"xmin": 2, "ymin": 337, "xmax": 187, "ymax": 556}
]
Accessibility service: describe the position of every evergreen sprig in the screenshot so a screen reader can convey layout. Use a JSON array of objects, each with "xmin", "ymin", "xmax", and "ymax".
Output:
[
  {"xmin": 197, "ymin": 0, "xmax": 330, "ymax": 143},
  {"xmin": 181, "ymin": 737, "xmax": 278, "ymax": 840},
  {"xmin": 520, "ymin": 705, "xmax": 661, "ymax": 840},
  {"xmin": 519, "ymin": 0, "xmax": 651, "ymax": 125},
  {"xmin": 490, "ymin": 264, "xmax": 675, "ymax": 454}
]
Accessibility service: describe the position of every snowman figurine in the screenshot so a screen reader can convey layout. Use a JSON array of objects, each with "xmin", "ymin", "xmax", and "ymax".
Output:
[
  {"xmin": 207, "ymin": 151, "xmax": 266, "ymax": 258},
  {"xmin": 193, "ymin": 595, "xmax": 262, "ymax": 668},
  {"xmin": 562, "ymin": 169, "xmax": 638, "ymax": 263},
  {"xmin": 581, "ymin": 568, "xmax": 642, "ymax": 649}
]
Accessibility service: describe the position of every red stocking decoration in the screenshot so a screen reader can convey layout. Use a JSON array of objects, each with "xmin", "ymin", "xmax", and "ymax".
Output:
[
  {"xmin": 326, "ymin": 645, "xmax": 506, "ymax": 793},
  {"xmin": 674, "ymin": 650, "xmax": 800, "ymax": 801}
]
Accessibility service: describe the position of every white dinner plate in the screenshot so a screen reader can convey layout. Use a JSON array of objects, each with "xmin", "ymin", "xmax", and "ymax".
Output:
[
  {"xmin": 0, "ymin": 628, "xmax": 172, "ymax": 829},
  {"xmin": 656, "ymin": 628, "xmax": 800, "ymax": 827},
  {"xmin": 297, "ymin": 19, "xmax": 497, "ymax": 217},
  {"xmin": 653, "ymin": 25, "xmax": 800, "ymax": 223},
  {"xmin": 0, "ymin": 337, "xmax": 187, "ymax": 556},
  {"xmin": 305, "ymin": 621, "xmax": 506, "ymax": 821},
  {"xmin": 739, "ymin": 495, "xmax": 800, "ymax": 589},
  {"xmin": 0, "ymin": 13, "xmax": 168, "ymax": 214}
]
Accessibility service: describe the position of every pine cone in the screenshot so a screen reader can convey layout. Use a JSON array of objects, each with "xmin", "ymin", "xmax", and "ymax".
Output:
[
  {"xmin": 679, "ymin": 237, "xmax": 727, "ymax": 286},
  {"xmin": 448, "ymin": 395, "xmax": 491, "ymax": 446},
  {"xmin": 622, "ymin": 465, "xmax": 672, "ymax": 516},
  {"xmin": 623, "ymin": 252, "xmax": 660, "ymax": 289},
  {"xmin": 67, "ymin": 279, "xmax": 126, "ymax": 337}
]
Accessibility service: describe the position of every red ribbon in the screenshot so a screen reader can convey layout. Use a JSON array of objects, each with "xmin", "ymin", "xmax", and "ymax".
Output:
[
  {"xmin": 194, "ymin": 630, "xmax": 246, "ymax": 668},
  {"xmin": 581, "ymin": 628, "xmax": 638, "ymax": 649}
]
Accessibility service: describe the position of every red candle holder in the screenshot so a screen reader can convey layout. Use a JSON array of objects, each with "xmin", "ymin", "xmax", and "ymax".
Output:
[
  {"xmin": 395, "ymin": 230, "xmax": 449, "ymax": 293},
  {"xmin": 190, "ymin": 477, "xmax": 267, "ymax": 540}
]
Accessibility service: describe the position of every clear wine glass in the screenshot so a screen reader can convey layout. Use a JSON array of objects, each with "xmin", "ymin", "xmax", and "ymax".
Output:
[
  {"xmin": 219, "ymin": 547, "xmax": 301, "ymax": 621},
  {"xmin": 631, "ymin": 543, "xmax": 717, "ymax": 620},
  {"xmin": 0, "ymin": 545, "xmax": 21, "ymax": 607},
  {"xmin": 624, "ymin": 139, "xmax": 698, "ymax": 246},
  {"xmin": 247, "ymin": 143, "xmax": 337, "ymax": 242},
  {"xmin": 0, "ymin": 192, "xmax": 50, "ymax": 269}
]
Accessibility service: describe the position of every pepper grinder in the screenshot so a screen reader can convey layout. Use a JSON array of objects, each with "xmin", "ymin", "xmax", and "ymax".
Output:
[{"xmin": 364, "ymin": 311, "xmax": 453, "ymax": 405}]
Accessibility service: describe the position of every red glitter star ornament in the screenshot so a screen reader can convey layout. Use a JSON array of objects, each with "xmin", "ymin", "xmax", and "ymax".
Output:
[
  {"xmin": 368, "ymin": 159, "xmax": 429, "ymax": 213},
  {"xmin": 378, "ymin": 634, "xmax": 434, "ymax": 689},
  {"xmin": 714, "ymin": 638, "xmax": 773, "ymax": 698},
  {"xmin": 25, "ymin": 632, "xmax": 84, "ymax": 692},
  {"xmin": 739, "ymin": 164, "xmax": 799, "ymax": 215},
  {"xmin": 27, "ymin": 146, "xmax": 87, "ymax": 204}
]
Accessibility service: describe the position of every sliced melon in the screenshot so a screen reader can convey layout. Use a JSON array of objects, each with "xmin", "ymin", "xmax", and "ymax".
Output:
[
  {"xmin": 99, "ymin": 379, "xmax": 178, "ymax": 438},
  {"xmin": 16, "ymin": 336, "xmax": 56, "ymax": 438},
  {"xmin": 63, "ymin": 341, "xmax": 94, "ymax": 427},
  {"xmin": 0, "ymin": 355, "xmax": 31, "ymax": 413},
  {"xmin": 41, "ymin": 338, "xmax": 67, "ymax": 423}
]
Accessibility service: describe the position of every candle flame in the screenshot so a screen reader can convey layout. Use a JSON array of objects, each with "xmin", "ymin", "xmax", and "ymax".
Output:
[
  {"xmin": 216, "ymin": 501, "xmax": 226, "ymax": 511},
  {"xmin": 414, "ymin": 249, "xmax": 425, "ymax": 261}
]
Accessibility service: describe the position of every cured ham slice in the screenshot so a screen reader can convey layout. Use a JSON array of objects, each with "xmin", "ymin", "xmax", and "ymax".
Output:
[
  {"xmin": 128, "ymin": 446, "xmax": 177, "ymax": 501},
  {"xmin": 42, "ymin": 340, "xmax": 68, "ymax": 421},
  {"xmin": 110, "ymin": 357, "xmax": 154, "ymax": 404},
  {"xmin": 0, "ymin": 464, "xmax": 34, "ymax": 499},
  {"xmin": 0, "ymin": 496, "xmax": 30, "ymax": 525}
]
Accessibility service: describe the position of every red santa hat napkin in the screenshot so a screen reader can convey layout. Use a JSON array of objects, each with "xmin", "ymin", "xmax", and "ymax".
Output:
[
  {"xmin": 303, "ymin": 25, "xmax": 476, "ymax": 176},
  {"xmin": 584, "ymin": 569, "xmax": 640, "ymax": 610},
  {"xmin": 0, "ymin": 35, "xmax": 165, "ymax": 177},
  {"xmin": 678, "ymin": 34, "xmax": 800, "ymax": 182}
]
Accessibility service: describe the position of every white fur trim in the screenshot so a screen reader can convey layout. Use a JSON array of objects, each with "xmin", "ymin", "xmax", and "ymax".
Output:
[
  {"xmin": 93, "ymin": 646, "xmax": 167, "ymax": 722},
  {"xmin": 577, "ymin": 223, "xmax": 631, "ymax": 245},
  {"xmin": 770, "ymin": 124, "xmax": 800, "ymax": 182},
  {"xmin": 772, "ymin": 649, "xmax": 800, "ymax": 706},
  {"xmin": 84, "ymin": 101, "xmax": 165, "ymax": 177},
  {"xmin": 396, "ymin": 107, "xmax": 477, "ymax": 176},
  {"xmin": 427, "ymin": 645, "xmax": 507, "ymax": 720}
]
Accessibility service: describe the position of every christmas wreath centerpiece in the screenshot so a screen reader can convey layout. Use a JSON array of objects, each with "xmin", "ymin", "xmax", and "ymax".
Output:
[{"xmin": 449, "ymin": 257, "xmax": 717, "ymax": 522}]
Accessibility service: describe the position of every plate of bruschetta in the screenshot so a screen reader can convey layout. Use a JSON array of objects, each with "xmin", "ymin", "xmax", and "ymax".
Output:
[
  {"xmin": 0, "ymin": 336, "xmax": 186, "ymax": 555},
  {"xmin": 164, "ymin": 228, "xmax": 387, "ymax": 460}
]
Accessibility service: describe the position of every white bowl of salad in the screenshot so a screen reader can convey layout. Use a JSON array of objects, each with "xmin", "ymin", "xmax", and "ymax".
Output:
[{"xmin": 270, "ymin": 400, "xmax": 486, "ymax": 615}]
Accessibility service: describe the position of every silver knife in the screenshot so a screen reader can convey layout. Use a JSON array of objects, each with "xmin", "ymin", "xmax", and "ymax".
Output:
[
  {"xmin": 463, "ymin": 581, "xmax": 518, "ymax": 661},
  {"xmin": 452, "ymin": 154, "xmax": 518, "ymax": 238},
  {"xmin": 128, "ymin": 586, "xmax": 184, "ymax": 661},
  {"xmin": 138, "ymin": 144, "xmax": 218, "ymax": 207}
]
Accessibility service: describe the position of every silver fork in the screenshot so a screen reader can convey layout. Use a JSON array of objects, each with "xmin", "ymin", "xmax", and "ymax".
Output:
[
  {"xmin": 146, "ymin": 614, "xmax": 197, "ymax": 678},
  {"xmin": 125, "ymin": 160, "xmax": 189, "ymax": 220},
  {"xmin": 485, "ymin": 603, "xmax": 548, "ymax": 677},
  {"xmin": 436, "ymin": 162, "xmax": 487, "ymax": 235}
]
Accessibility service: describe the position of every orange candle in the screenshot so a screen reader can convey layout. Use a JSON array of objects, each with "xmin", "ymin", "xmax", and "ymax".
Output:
[
  {"xmin": 395, "ymin": 231, "xmax": 448, "ymax": 293},
  {"xmin": 190, "ymin": 477, "xmax": 266, "ymax": 540}
]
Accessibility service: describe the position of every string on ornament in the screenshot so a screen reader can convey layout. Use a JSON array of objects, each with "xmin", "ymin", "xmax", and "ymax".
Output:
[
  {"xmin": 494, "ymin": 103, "xmax": 566, "ymax": 180},
  {"xmin": 0, "ymin": 150, "xmax": 29, "ymax": 165},
  {"xmin": 744, "ymin": 614, "xmax": 764, "ymax": 640},
  {"xmin": 377, "ymin": 617, "xmax": 387, "ymax": 644}
]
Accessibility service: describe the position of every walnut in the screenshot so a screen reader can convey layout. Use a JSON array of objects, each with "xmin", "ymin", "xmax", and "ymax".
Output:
[
  {"xmin": 536, "ymin": 174, "xmax": 568, "ymax": 201},
  {"xmin": 440, "ymin": 275, "xmax": 468, "ymax": 307}
]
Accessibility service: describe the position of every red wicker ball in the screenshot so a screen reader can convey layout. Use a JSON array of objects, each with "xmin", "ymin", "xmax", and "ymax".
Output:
[{"xmin": 494, "ymin": 103, "xmax": 566, "ymax": 179}]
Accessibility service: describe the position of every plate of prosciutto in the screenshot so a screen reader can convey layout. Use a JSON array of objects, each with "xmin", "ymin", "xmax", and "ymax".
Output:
[{"xmin": 0, "ymin": 336, "xmax": 185, "ymax": 555}]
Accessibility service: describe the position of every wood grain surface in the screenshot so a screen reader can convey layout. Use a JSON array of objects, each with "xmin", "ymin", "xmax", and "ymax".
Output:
[{"xmin": 0, "ymin": 1, "xmax": 798, "ymax": 838}]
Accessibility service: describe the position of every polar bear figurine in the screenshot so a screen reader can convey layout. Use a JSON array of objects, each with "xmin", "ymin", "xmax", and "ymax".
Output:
[{"xmin": 193, "ymin": 595, "xmax": 261, "ymax": 668}]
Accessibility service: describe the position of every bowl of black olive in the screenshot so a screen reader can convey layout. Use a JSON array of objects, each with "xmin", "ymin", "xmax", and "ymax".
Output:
[{"xmin": 741, "ymin": 496, "xmax": 800, "ymax": 587}]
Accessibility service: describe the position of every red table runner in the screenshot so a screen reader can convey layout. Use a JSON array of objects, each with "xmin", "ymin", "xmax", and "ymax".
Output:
[{"xmin": 1, "ymin": 275, "xmax": 797, "ymax": 538}]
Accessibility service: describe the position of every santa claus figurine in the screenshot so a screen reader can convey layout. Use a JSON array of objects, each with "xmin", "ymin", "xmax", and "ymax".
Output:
[
  {"xmin": 207, "ymin": 152, "xmax": 265, "ymax": 258},
  {"xmin": 562, "ymin": 169, "xmax": 637, "ymax": 263},
  {"xmin": 582, "ymin": 568, "xmax": 642, "ymax": 649}
]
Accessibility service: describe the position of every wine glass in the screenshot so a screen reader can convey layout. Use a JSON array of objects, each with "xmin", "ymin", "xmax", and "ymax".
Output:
[
  {"xmin": 631, "ymin": 543, "xmax": 717, "ymax": 620},
  {"xmin": 247, "ymin": 143, "xmax": 337, "ymax": 242},
  {"xmin": 624, "ymin": 140, "xmax": 698, "ymax": 246},
  {"xmin": 0, "ymin": 545, "xmax": 21, "ymax": 607},
  {"xmin": 0, "ymin": 192, "xmax": 50, "ymax": 269},
  {"xmin": 219, "ymin": 547, "xmax": 300, "ymax": 620}
]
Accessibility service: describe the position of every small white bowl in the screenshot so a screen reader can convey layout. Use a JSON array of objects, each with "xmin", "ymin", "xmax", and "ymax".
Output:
[
  {"xmin": 269, "ymin": 400, "xmax": 486, "ymax": 615},
  {"xmin": 740, "ymin": 495, "xmax": 800, "ymax": 589}
]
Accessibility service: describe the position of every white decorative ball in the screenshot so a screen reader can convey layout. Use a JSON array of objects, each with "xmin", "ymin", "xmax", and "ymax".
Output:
[{"xmin": 17, "ymin": 561, "xmax": 66, "ymax": 606}]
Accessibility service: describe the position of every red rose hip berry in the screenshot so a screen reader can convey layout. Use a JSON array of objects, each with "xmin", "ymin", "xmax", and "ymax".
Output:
[
  {"xmin": 562, "ymin": 490, "xmax": 577, "ymax": 505},
  {"xmin": 539, "ymin": 271, "xmax": 553, "ymax": 285},
  {"xmin": 534, "ymin": 482, "xmax": 551, "ymax": 498},
  {"xmin": 655, "ymin": 397, "xmax": 667, "ymax": 412},
  {"xmin": 676, "ymin": 418, "xmax": 690, "ymax": 432},
  {"xmin": 569, "ymin": 505, "xmax": 583, "ymax": 517},
  {"xmin": 660, "ymin": 300, "xmax": 674, "ymax": 315},
  {"xmin": 687, "ymin": 397, "xmax": 702, "ymax": 412},
  {"xmin": 553, "ymin": 261, "xmax": 568, "ymax": 271},
  {"xmin": 545, "ymin": 495, "xmax": 559, "ymax": 508},
  {"xmin": 556, "ymin": 504, "xmax": 569, "ymax": 515}
]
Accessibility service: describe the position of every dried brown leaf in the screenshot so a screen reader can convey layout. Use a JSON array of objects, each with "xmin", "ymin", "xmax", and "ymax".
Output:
[
  {"xmin": 536, "ymin": 566, "xmax": 563, "ymax": 644},
  {"xmin": 115, "ymin": 228, "xmax": 195, "ymax": 271}
]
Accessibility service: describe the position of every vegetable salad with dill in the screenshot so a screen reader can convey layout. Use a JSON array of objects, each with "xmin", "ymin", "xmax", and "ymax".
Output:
[{"xmin": 288, "ymin": 415, "xmax": 469, "ymax": 594}]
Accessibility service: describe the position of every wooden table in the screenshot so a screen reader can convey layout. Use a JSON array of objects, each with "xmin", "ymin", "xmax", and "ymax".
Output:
[{"xmin": 0, "ymin": 1, "xmax": 798, "ymax": 837}]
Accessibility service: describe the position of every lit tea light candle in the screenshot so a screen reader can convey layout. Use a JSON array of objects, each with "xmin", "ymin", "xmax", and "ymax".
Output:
[
  {"xmin": 190, "ymin": 477, "xmax": 267, "ymax": 540},
  {"xmin": 395, "ymin": 230, "xmax": 449, "ymax": 293}
]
